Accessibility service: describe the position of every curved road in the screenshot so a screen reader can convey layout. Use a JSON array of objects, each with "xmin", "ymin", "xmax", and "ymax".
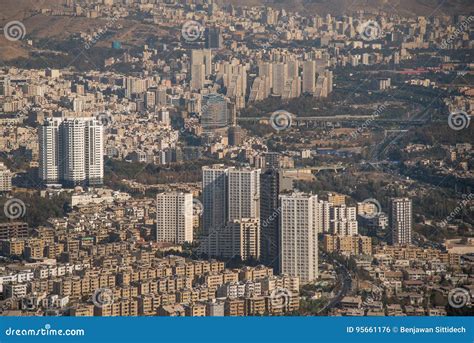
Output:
[{"xmin": 318, "ymin": 254, "xmax": 352, "ymax": 314}]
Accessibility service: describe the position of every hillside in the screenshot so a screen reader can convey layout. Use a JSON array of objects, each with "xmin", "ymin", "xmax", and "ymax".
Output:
[
  {"xmin": 225, "ymin": 0, "xmax": 474, "ymax": 16},
  {"xmin": 0, "ymin": 0, "xmax": 472, "ymax": 61}
]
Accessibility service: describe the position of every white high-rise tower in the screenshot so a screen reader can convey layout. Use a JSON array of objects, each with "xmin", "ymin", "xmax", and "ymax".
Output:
[
  {"xmin": 39, "ymin": 118, "xmax": 61, "ymax": 184},
  {"xmin": 280, "ymin": 193, "xmax": 319, "ymax": 283},
  {"xmin": 389, "ymin": 197, "xmax": 412, "ymax": 245},
  {"xmin": 62, "ymin": 118, "xmax": 86, "ymax": 184}
]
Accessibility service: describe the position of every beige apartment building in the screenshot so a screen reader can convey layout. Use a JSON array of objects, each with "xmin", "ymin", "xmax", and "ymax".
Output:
[{"xmin": 323, "ymin": 235, "xmax": 373, "ymax": 255}]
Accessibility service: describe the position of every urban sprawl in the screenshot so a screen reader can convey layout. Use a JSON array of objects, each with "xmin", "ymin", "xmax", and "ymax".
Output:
[{"xmin": 0, "ymin": 0, "xmax": 473, "ymax": 317}]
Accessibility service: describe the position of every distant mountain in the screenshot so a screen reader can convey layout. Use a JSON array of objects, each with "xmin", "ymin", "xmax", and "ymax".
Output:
[
  {"xmin": 224, "ymin": 0, "xmax": 474, "ymax": 16},
  {"xmin": 0, "ymin": 0, "xmax": 64, "ymax": 21},
  {"xmin": 0, "ymin": 0, "xmax": 472, "ymax": 20},
  {"xmin": 0, "ymin": 0, "xmax": 471, "ymax": 61}
]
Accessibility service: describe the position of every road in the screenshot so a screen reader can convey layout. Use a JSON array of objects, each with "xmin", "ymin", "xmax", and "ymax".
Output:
[
  {"xmin": 318, "ymin": 254, "xmax": 352, "ymax": 314},
  {"xmin": 238, "ymin": 116, "xmax": 427, "ymax": 125}
]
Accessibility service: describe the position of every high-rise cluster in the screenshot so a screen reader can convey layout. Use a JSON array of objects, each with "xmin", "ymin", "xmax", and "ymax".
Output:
[
  {"xmin": 202, "ymin": 164, "xmax": 322, "ymax": 284},
  {"xmin": 39, "ymin": 117, "xmax": 104, "ymax": 187},
  {"xmin": 201, "ymin": 165, "xmax": 261, "ymax": 260},
  {"xmin": 250, "ymin": 59, "xmax": 333, "ymax": 102}
]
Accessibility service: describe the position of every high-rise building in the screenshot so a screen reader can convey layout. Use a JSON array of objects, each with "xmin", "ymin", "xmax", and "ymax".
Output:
[
  {"xmin": 39, "ymin": 117, "xmax": 103, "ymax": 187},
  {"xmin": 228, "ymin": 126, "xmax": 242, "ymax": 146},
  {"xmin": 263, "ymin": 7, "xmax": 278, "ymax": 25},
  {"xmin": 191, "ymin": 64, "xmax": 206, "ymax": 91},
  {"xmin": 156, "ymin": 192, "xmax": 193, "ymax": 244},
  {"xmin": 124, "ymin": 77, "xmax": 149, "ymax": 99},
  {"xmin": 201, "ymin": 166, "xmax": 261, "ymax": 258},
  {"xmin": 258, "ymin": 62, "xmax": 272, "ymax": 97},
  {"xmin": 39, "ymin": 118, "xmax": 61, "ymax": 185},
  {"xmin": 221, "ymin": 63, "xmax": 247, "ymax": 109},
  {"xmin": 330, "ymin": 205, "xmax": 358, "ymax": 236},
  {"xmin": 326, "ymin": 70, "xmax": 333, "ymax": 94},
  {"xmin": 217, "ymin": 218, "xmax": 260, "ymax": 260},
  {"xmin": 315, "ymin": 200, "xmax": 331, "ymax": 233},
  {"xmin": 157, "ymin": 109, "xmax": 170, "ymax": 126},
  {"xmin": 191, "ymin": 49, "xmax": 212, "ymax": 76},
  {"xmin": 272, "ymin": 63, "xmax": 287, "ymax": 96},
  {"xmin": 155, "ymin": 86, "xmax": 168, "ymax": 106},
  {"xmin": 280, "ymin": 193, "xmax": 319, "ymax": 283},
  {"xmin": 389, "ymin": 197, "xmax": 412, "ymax": 245},
  {"xmin": 61, "ymin": 118, "xmax": 87, "ymax": 184},
  {"xmin": 145, "ymin": 91, "xmax": 155, "ymax": 109},
  {"xmin": 190, "ymin": 49, "xmax": 211, "ymax": 91},
  {"xmin": 259, "ymin": 168, "xmax": 292, "ymax": 271},
  {"xmin": 260, "ymin": 169, "xmax": 280, "ymax": 270},
  {"xmin": 201, "ymin": 93, "xmax": 229, "ymax": 131},
  {"xmin": 282, "ymin": 76, "xmax": 301, "ymax": 100},
  {"xmin": 287, "ymin": 60, "xmax": 299, "ymax": 80},
  {"xmin": 228, "ymin": 167, "xmax": 261, "ymax": 222},
  {"xmin": 0, "ymin": 76, "xmax": 12, "ymax": 96},
  {"xmin": 202, "ymin": 165, "xmax": 230, "ymax": 235},
  {"xmin": 249, "ymin": 76, "xmax": 267, "ymax": 102},
  {"xmin": 302, "ymin": 60, "xmax": 316, "ymax": 94},
  {"xmin": 204, "ymin": 27, "xmax": 223, "ymax": 49},
  {"xmin": 315, "ymin": 73, "xmax": 329, "ymax": 98}
]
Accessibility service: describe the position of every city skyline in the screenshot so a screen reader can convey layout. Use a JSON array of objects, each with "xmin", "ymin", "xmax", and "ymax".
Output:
[{"xmin": 0, "ymin": 0, "xmax": 472, "ymax": 321}]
